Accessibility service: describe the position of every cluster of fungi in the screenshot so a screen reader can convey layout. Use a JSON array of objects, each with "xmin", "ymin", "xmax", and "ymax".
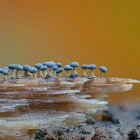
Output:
[{"xmin": 0, "ymin": 62, "xmax": 107, "ymax": 81}]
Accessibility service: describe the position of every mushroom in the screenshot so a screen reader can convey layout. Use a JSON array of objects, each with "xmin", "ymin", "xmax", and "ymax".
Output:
[
  {"xmin": 15, "ymin": 64, "xmax": 23, "ymax": 79},
  {"xmin": 88, "ymin": 64, "xmax": 96, "ymax": 79},
  {"xmin": 1, "ymin": 68, "xmax": 9, "ymax": 81},
  {"xmin": 34, "ymin": 63, "xmax": 44, "ymax": 78},
  {"xmin": 99, "ymin": 66, "xmax": 107, "ymax": 78},
  {"xmin": 56, "ymin": 68, "xmax": 63, "ymax": 78},
  {"xmin": 23, "ymin": 65, "xmax": 32, "ymax": 78},
  {"xmin": 29, "ymin": 67, "xmax": 37, "ymax": 78},
  {"xmin": 81, "ymin": 64, "xmax": 89, "ymax": 78},
  {"xmin": 46, "ymin": 61, "xmax": 55, "ymax": 75},
  {"xmin": 64, "ymin": 65, "xmax": 73, "ymax": 78},
  {"xmin": 52, "ymin": 65, "xmax": 58, "ymax": 76},
  {"xmin": 70, "ymin": 62, "xmax": 79, "ymax": 74},
  {"xmin": 55, "ymin": 62, "xmax": 62, "ymax": 68},
  {"xmin": 8, "ymin": 64, "xmax": 16, "ymax": 78},
  {"xmin": 40, "ymin": 65, "xmax": 48, "ymax": 77}
]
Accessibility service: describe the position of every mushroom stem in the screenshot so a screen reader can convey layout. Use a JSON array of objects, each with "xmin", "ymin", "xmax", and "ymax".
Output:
[
  {"xmin": 90, "ymin": 69, "xmax": 96, "ymax": 77},
  {"xmin": 59, "ymin": 73, "xmax": 62, "ymax": 79},
  {"xmin": 83, "ymin": 69, "xmax": 87, "ymax": 76},
  {"xmin": 32, "ymin": 73, "xmax": 36, "ymax": 78},
  {"xmin": 44, "ymin": 70, "xmax": 48, "ymax": 77},
  {"xmin": 53, "ymin": 71, "xmax": 56, "ymax": 77},
  {"xmin": 11, "ymin": 70, "xmax": 15, "ymax": 78},
  {"xmin": 66, "ymin": 71, "xmax": 69, "ymax": 78},
  {"xmin": 23, "ymin": 71, "xmax": 31, "ymax": 77},
  {"xmin": 16, "ymin": 70, "xmax": 19, "ymax": 79},
  {"xmin": 37, "ymin": 70, "xmax": 43, "ymax": 77},
  {"xmin": 100, "ymin": 72, "xmax": 103, "ymax": 78},
  {"xmin": 3, "ymin": 76, "xmax": 7, "ymax": 81},
  {"xmin": 49, "ymin": 68, "xmax": 53, "ymax": 75}
]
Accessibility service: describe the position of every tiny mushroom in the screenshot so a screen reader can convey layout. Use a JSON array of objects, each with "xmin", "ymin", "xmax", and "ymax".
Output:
[
  {"xmin": 29, "ymin": 67, "xmax": 38, "ymax": 78},
  {"xmin": 15, "ymin": 64, "xmax": 23, "ymax": 79},
  {"xmin": 88, "ymin": 64, "xmax": 96, "ymax": 79},
  {"xmin": 34, "ymin": 63, "xmax": 44, "ymax": 77},
  {"xmin": 23, "ymin": 65, "xmax": 31, "ymax": 78},
  {"xmin": 52, "ymin": 65, "xmax": 58, "ymax": 76},
  {"xmin": 46, "ymin": 61, "xmax": 55, "ymax": 75},
  {"xmin": 8, "ymin": 64, "xmax": 16, "ymax": 78},
  {"xmin": 81, "ymin": 64, "xmax": 89, "ymax": 78},
  {"xmin": 56, "ymin": 68, "xmax": 63, "ymax": 78},
  {"xmin": 40, "ymin": 65, "xmax": 48, "ymax": 77},
  {"xmin": 99, "ymin": 66, "xmax": 107, "ymax": 78},
  {"xmin": 1, "ymin": 68, "xmax": 9, "ymax": 81},
  {"xmin": 64, "ymin": 65, "xmax": 73, "ymax": 78},
  {"xmin": 70, "ymin": 62, "xmax": 79, "ymax": 75}
]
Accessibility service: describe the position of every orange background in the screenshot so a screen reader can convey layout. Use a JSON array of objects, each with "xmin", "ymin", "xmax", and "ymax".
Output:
[{"xmin": 0, "ymin": 0, "xmax": 139, "ymax": 79}]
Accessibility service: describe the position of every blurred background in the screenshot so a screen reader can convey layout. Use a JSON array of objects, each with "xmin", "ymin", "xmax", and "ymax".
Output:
[{"xmin": 0, "ymin": 0, "xmax": 139, "ymax": 79}]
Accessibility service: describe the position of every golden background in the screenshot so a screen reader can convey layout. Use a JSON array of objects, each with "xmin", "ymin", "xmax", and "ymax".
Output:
[{"xmin": 0, "ymin": 0, "xmax": 139, "ymax": 79}]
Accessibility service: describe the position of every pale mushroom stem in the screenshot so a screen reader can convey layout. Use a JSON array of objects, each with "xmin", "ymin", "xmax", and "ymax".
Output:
[
  {"xmin": 91, "ymin": 70, "xmax": 95, "ymax": 77},
  {"xmin": 53, "ymin": 71, "xmax": 56, "ymax": 77},
  {"xmin": 38, "ymin": 70, "xmax": 43, "ymax": 77},
  {"xmin": 49, "ymin": 68, "xmax": 53, "ymax": 75},
  {"xmin": 66, "ymin": 71, "xmax": 69, "ymax": 77},
  {"xmin": 32, "ymin": 73, "xmax": 36, "ymax": 78},
  {"xmin": 83, "ymin": 69, "xmax": 87, "ymax": 76},
  {"xmin": 23, "ymin": 71, "xmax": 31, "ymax": 77},
  {"xmin": 3, "ymin": 76, "xmax": 7, "ymax": 81},
  {"xmin": 100, "ymin": 72, "xmax": 103, "ymax": 78},
  {"xmin": 16, "ymin": 70, "xmax": 19, "ymax": 79},
  {"xmin": 44, "ymin": 70, "xmax": 48, "ymax": 77},
  {"xmin": 11, "ymin": 70, "xmax": 15, "ymax": 78}
]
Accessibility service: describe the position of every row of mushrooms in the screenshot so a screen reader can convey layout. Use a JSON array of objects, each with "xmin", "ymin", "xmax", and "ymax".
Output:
[{"xmin": 0, "ymin": 61, "xmax": 107, "ymax": 81}]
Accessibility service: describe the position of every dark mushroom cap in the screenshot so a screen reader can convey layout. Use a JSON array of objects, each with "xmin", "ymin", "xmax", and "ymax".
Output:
[
  {"xmin": 15, "ymin": 65, "xmax": 23, "ymax": 71},
  {"xmin": 52, "ymin": 65, "xmax": 58, "ymax": 71},
  {"xmin": 100, "ymin": 66, "xmax": 107, "ymax": 73},
  {"xmin": 88, "ymin": 64, "xmax": 96, "ymax": 70},
  {"xmin": 81, "ymin": 64, "xmax": 89, "ymax": 69},
  {"xmin": 40, "ymin": 65, "xmax": 48, "ymax": 71},
  {"xmin": 64, "ymin": 65, "xmax": 73, "ymax": 71},
  {"xmin": 34, "ymin": 63, "xmax": 43, "ymax": 69},
  {"xmin": 8, "ymin": 64, "xmax": 16, "ymax": 70},
  {"xmin": 56, "ymin": 68, "xmax": 63, "ymax": 74},
  {"xmin": 46, "ymin": 61, "xmax": 55, "ymax": 68},
  {"xmin": 70, "ymin": 62, "xmax": 79, "ymax": 68},
  {"xmin": 1, "ymin": 69, "xmax": 9, "ymax": 75},
  {"xmin": 29, "ymin": 67, "xmax": 37, "ymax": 73},
  {"xmin": 23, "ymin": 65, "xmax": 31, "ymax": 71},
  {"xmin": 55, "ymin": 62, "xmax": 62, "ymax": 68}
]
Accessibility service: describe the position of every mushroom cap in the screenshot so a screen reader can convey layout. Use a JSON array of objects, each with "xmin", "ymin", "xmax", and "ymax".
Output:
[
  {"xmin": 81, "ymin": 64, "xmax": 89, "ymax": 69},
  {"xmin": 88, "ymin": 64, "xmax": 96, "ymax": 70},
  {"xmin": 1, "ymin": 69, "xmax": 9, "ymax": 75},
  {"xmin": 40, "ymin": 65, "xmax": 48, "ymax": 71},
  {"xmin": 8, "ymin": 64, "xmax": 16, "ymax": 70},
  {"xmin": 52, "ymin": 65, "xmax": 58, "ymax": 71},
  {"xmin": 34, "ymin": 63, "xmax": 43, "ymax": 69},
  {"xmin": 0, "ymin": 68, "xmax": 3, "ymax": 73},
  {"xmin": 42, "ymin": 62, "xmax": 49, "ymax": 66},
  {"xmin": 15, "ymin": 65, "xmax": 23, "ymax": 70},
  {"xmin": 100, "ymin": 66, "xmax": 107, "ymax": 73},
  {"xmin": 56, "ymin": 68, "xmax": 63, "ymax": 74},
  {"xmin": 3, "ymin": 67, "xmax": 10, "ymax": 72},
  {"xmin": 64, "ymin": 65, "xmax": 73, "ymax": 71},
  {"xmin": 46, "ymin": 61, "xmax": 55, "ymax": 68},
  {"xmin": 23, "ymin": 65, "xmax": 31, "ymax": 71},
  {"xmin": 55, "ymin": 62, "xmax": 62, "ymax": 68},
  {"xmin": 29, "ymin": 67, "xmax": 37, "ymax": 73},
  {"xmin": 70, "ymin": 62, "xmax": 79, "ymax": 68}
]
